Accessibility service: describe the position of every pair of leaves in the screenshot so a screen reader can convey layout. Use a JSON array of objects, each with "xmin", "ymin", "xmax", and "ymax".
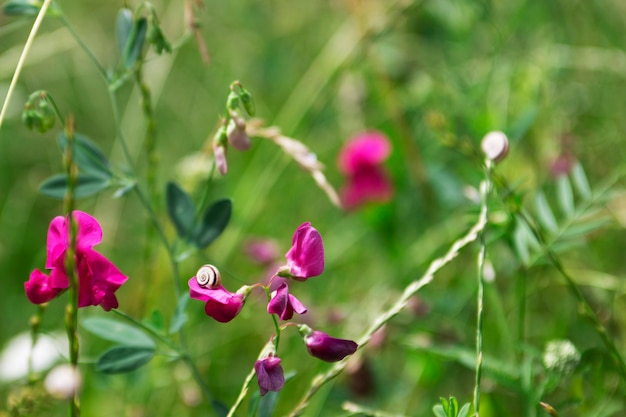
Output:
[
  {"xmin": 82, "ymin": 317, "xmax": 155, "ymax": 374},
  {"xmin": 39, "ymin": 132, "xmax": 113, "ymax": 199},
  {"xmin": 513, "ymin": 163, "xmax": 613, "ymax": 266},
  {"xmin": 166, "ymin": 182, "xmax": 232, "ymax": 249},
  {"xmin": 433, "ymin": 397, "xmax": 470, "ymax": 417},
  {"xmin": 116, "ymin": 8, "xmax": 147, "ymax": 70}
]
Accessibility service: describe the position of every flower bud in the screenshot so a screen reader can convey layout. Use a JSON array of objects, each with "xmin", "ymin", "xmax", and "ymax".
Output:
[
  {"xmin": 239, "ymin": 88, "xmax": 255, "ymax": 116},
  {"xmin": 480, "ymin": 131, "xmax": 509, "ymax": 162},
  {"xmin": 300, "ymin": 326, "xmax": 358, "ymax": 362},
  {"xmin": 254, "ymin": 355, "xmax": 284, "ymax": 396},
  {"xmin": 226, "ymin": 118, "xmax": 251, "ymax": 151}
]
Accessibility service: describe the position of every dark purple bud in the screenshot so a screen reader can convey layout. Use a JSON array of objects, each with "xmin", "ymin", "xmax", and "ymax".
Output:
[
  {"xmin": 305, "ymin": 330, "xmax": 358, "ymax": 362},
  {"xmin": 254, "ymin": 356, "xmax": 284, "ymax": 396},
  {"xmin": 267, "ymin": 283, "xmax": 307, "ymax": 321}
]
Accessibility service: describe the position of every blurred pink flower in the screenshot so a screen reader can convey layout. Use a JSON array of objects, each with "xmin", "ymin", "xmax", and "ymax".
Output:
[
  {"xmin": 338, "ymin": 131, "xmax": 393, "ymax": 210},
  {"xmin": 25, "ymin": 211, "xmax": 128, "ymax": 311},
  {"xmin": 254, "ymin": 355, "xmax": 284, "ymax": 396},
  {"xmin": 188, "ymin": 278, "xmax": 245, "ymax": 323},
  {"xmin": 244, "ymin": 238, "xmax": 279, "ymax": 265},
  {"xmin": 284, "ymin": 222, "xmax": 324, "ymax": 280},
  {"xmin": 267, "ymin": 283, "xmax": 307, "ymax": 320}
]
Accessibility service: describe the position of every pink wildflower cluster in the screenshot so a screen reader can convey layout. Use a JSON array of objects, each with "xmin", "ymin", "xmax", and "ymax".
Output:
[
  {"xmin": 188, "ymin": 222, "xmax": 358, "ymax": 396},
  {"xmin": 338, "ymin": 131, "xmax": 393, "ymax": 210},
  {"xmin": 25, "ymin": 211, "xmax": 128, "ymax": 311}
]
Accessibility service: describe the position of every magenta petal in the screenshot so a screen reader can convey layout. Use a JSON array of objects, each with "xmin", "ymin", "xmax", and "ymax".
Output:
[
  {"xmin": 337, "ymin": 131, "xmax": 391, "ymax": 175},
  {"xmin": 76, "ymin": 250, "xmax": 128, "ymax": 310},
  {"xmin": 46, "ymin": 216, "xmax": 66, "ymax": 269},
  {"xmin": 188, "ymin": 278, "xmax": 244, "ymax": 323},
  {"xmin": 267, "ymin": 283, "xmax": 307, "ymax": 320},
  {"xmin": 74, "ymin": 211, "xmax": 103, "ymax": 250},
  {"xmin": 25, "ymin": 269, "xmax": 65, "ymax": 304},
  {"xmin": 305, "ymin": 331, "xmax": 358, "ymax": 362},
  {"xmin": 341, "ymin": 165, "xmax": 393, "ymax": 210},
  {"xmin": 285, "ymin": 222, "xmax": 324, "ymax": 280},
  {"xmin": 254, "ymin": 356, "xmax": 285, "ymax": 396}
]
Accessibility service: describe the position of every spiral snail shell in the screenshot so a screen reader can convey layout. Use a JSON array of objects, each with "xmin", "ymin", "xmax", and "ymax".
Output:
[{"xmin": 196, "ymin": 264, "xmax": 221, "ymax": 288}]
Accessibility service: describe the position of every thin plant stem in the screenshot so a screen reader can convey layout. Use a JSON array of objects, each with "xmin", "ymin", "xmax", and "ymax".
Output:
[
  {"xmin": 474, "ymin": 160, "xmax": 493, "ymax": 417},
  {"xmin": 0, "ymin": 0, "xmax": 54, "ymax": 129},
  {"xmin": 288, "ymin": 199, "xmax": 489, "ymax": 416},
  {"xmin": 63, "ymin": 116, "xmax": 80, "ymax": 417},
  {"xmin": 226, "ymin": 366, "xmax": 256, "ymax": 417},
  {"xmin": 27, "ymin": 304, "xmax": 47, "ymax": 381},
  {"xmin": 58, "ymin": 14, "xmax": 108, "ymax": 80}
]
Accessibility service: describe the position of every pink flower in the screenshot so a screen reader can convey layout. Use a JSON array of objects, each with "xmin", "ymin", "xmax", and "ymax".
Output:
[
  {"xmin": 267, "ymin": 283, "xmax": 307, "ymax": 320},
  {"xmin": 244, "ymin": 238, "xmax": 279, "ymax": 265},
  {"xmin": 338, "ymin": 131, "xmax": 393, "ymax": 210},
  {"xmin": 25, "ymin": 211, "xmax": 128, "ymax": 311},
  {"xmin": 303, "ymin": 330, "xmax": 358, "ymax": 362},
  {"xmin": 188, "ymin": 278, "xmax": 245, "ymax": 323},
  {"xmin": 254, "ymin": 355, "xmax": 284, "ymax": 396},
  {"xmin": 284, "ymin": 222, "xmax": 324, "ymax": 280}
]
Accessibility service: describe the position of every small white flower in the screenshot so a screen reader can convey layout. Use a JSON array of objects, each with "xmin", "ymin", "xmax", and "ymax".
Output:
[
  {"xmin": 481, "ymin": 131, "xmax": 509, "ymax": 162},
  {"xmin": 0, "ymin": 331, "xmax": 67, "ymax": 382},
  {"xmin": 44, "ymin": 364, "xmax": 82, "ymax": 399}
]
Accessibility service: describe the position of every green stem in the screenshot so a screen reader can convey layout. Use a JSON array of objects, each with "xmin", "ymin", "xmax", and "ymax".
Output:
[
  {"xmin": 474, "ymin": 161, "xmax": 492, "ymax": 417},
  {"xmin": 58, "ymin": 14, "xmax": 108, "ymax": 81},
  {"xmin": 63, "ymin": 117, "xmax": 80, "ymax": 417},
  {"xmin": 0, "ymin": 0, "xmax": 54, "ymax": 129},
  {"xmin": 27, "ymin": 304, "xmax": 47, "ymax": 382}
]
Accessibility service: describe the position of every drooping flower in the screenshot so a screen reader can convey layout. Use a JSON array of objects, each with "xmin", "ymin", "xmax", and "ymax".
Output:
[
  {"xmin": 188, "ymin": 277, "xmax": 248, "ymax": 323},
  {"xmin": 284, "ymin": 222, "xmax": 324, "ymax": 281},
  {"xmin": 301, "ymin": 327, "xmax": 358, "ymax": 362},
  {"xmin": 338, "ymin": 131, "xmax": 393, "ymax": 210},
  {"xmin": 267, "ymin": 283, "xmax": 307, "ymax": 320},
  {"xmin": 254, "ymin": 355, "xmax": 285, "ymax": 396},
  {"xmin": 25, "ymin": 211, "xmax": 128, "ymax": 311}
]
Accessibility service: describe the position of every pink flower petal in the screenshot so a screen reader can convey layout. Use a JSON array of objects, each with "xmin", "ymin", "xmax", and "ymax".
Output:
[
  {"xmin": 254, "ymin": 356, "xmax": 284, "ymax": 396},
  {"xmin": 188, "ymin": 278, "xmax": 245, "ymax": 323},
  {"xmin": 267, "ymin": 283, "xmax": 307, "ymax": 320},
  {"xmin": 285, "ymin": 222, "xmax": 324, "ymax": 280},
  {"xmin": 337, "ymin": 131, "xmax": 391, "ymax": 175},
  {"xmin": 25, "ymin": 269, "xmax": 65, "ymax": 304}
]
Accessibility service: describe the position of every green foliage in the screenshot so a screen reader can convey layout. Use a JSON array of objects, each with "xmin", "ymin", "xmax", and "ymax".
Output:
[
  {"xmin": 433, "ymin": 396, "xmax": 470, "ymax": 417},
  {"xmin": 81, "ymin": 317, "xmax": 155, "ymax": 348},
  {"xmin": 95, "ymin": 345, "xmax": 155, "ymax": 374}
]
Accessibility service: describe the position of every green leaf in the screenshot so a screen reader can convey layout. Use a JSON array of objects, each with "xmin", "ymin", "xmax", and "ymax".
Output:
[
  {"xmin": 116, "ymin": 8, "xmax": 134, "ymax": 58},
  {"xmin": 556, "ymin": 175, "xmax": 575, "ymax": 217},
  {"xmin": 144, "ymin": 309, "xmax": 164, "ymax": 333},
  {"xmin": 165, "ymin": 182, "xmax": 196, "ymax": 239},
  {"xmin": 169, "ymin": 293, "xmax": 189, "ymax": 334},
  {"xmin": 560, "ymin": 218, "xmax": 611, "ymax": 240},
  {"xmin": 192, "ymin": 199, "xmax": 232, "ymax": 249},
  {"xmin": 122, "ymin": 16, "xmax": 147, "ymax": 69},
  {"xmin": 39, "ymin": 173, "xmax": 111, "ymax": 199},
  {"xmin": 82, "ymin": 317, "xmax": 155, "ymax": 348},
  {"xmin": 458, "ymin": 403, "xmax": 471, "ymax": 417},
  {"xmin": 571, "ymin": 162, "xmax": 591, "ymax": 199},
  {"xmin": 447, "ymin": 397, "xmax": 458, "ymax": 417},
  {"xmin": 535, "ymin": 192, "xmax": 558, "ymax": 233},
  {"xmin": 3, "ymin": 0, "xmax": 58, "ymax": 16},
  {"xmin": 96, "ymin": 345, "xmax": 155, "ymax": 374},
  {"xmin": 57, "ymin": 132, "xmax": 113, "ymax": 178},
  {"xmin": 257, "ymin": 371, "xmax": 294, "ymax": 417},
  {"xmin": 247, "ymin": 393, "xmax": 260, "ymax": 417},
  {"xmin": 433, "ymin": 404, "xmax": 447, "ymax": 417}
]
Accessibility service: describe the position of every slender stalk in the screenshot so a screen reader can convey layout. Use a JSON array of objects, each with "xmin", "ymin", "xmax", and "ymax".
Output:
[
  {"xmin": 0, "ymin": 0, "xmax": 54, "ymax": 129},
  {"xmin": 27, "ymin": 304, "xmax": 47, "ymax": 381},
  {"xmin": 474, "ymin": 160, "xmax": 492, "ymax": 417},
  {"xmin": 288, "ymin": 202, "xmax": 489, "ymax": 416},
  {"xmin": 226, "ymin": 366, "xmax": 256, "ymax": 417},
  {"xmin": 63, "ymin": 116, "xmax": 80, "ymax": 417},
  {"xmin": 58, "ymin": 14, "xmax": 108, "ymax": 80}
]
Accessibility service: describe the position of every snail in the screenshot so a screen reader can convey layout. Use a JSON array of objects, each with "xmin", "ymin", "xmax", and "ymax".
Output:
[{"xmin": 196, "ymin": 264, "xmax": 221, "ymax": 288}]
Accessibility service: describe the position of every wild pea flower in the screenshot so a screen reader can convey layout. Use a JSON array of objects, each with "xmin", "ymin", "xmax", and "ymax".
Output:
[
  {"xmin": 25, "ymin": 211, "xmax": 128, "ymax": 311},
  {"xmin": 338, "ymin": 131, "xmax": 393, "ymax": 210},
  {"xmin": 282, "ymin": 222, "xmax": 324, "ymax": 281},
  {"xmin": 299, "ymin": 325, "xmax": 358, "ymax": 362},
  {"xmin": 188, "ymin": 277, "xmax": 250, "ymax": 323},
  {"xmin": 254, "ymin": 355, "xmax": 284, "ymax": 396},
  {"xmin": 267, "ymin": 283, "xmax": 307, "ymax": 320}
]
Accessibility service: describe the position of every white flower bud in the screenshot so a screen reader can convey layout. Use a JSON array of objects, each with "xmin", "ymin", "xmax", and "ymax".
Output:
[
  {"xmin": 44, "ymin": 364, "xmax": 82, "ymax": 399},
  {"xmin": 481, "ymin": 131, "xmax": 509, "ymax": 162}
]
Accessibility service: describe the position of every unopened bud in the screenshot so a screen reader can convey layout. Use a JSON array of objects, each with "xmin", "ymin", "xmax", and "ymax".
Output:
[
  {"xmin": 481, "ymin": 131, "xmax": 509, "ymax": 162},
  {"xmin": 44, "ymin": 364, "xmax": 82, "ymax": 400},
  {"xmin": 226, "ymin": 118, "xmax": 251, "ymax": 151},
  {"xmin": 239, "ymin": 88, "xmax": 255, "ymax": 116},
  {"xmin": 213, "ymin": 143, "xmax": 227, "ymax": 176}
]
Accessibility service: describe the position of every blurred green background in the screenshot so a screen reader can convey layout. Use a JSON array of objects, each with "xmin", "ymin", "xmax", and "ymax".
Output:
[{"xmin": 1, "ymin": 0, "xmax": 626, "ymax": 416}]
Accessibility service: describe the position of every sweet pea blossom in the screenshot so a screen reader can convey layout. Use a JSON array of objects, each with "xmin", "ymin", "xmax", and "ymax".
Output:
[
  {"xmin": 338, "ymin": 131, "xmax": 393, "ymax": 210},
  {"xmin": 188, "ymin": 278, "xmax": 248, "ymax": 323},
  {"xmin": 284, "ymin": 222, "xmax": 324, "ymax": 280},
  {"xmin": 301, "ymin": 327, "xmax": 358, "ymax": 362},
  {"xmin": 267, "ymin": 283, "xmax": 307, "ymax": 320},
  {"xmin": 25, "ymin": 211, "xmax": 128, "ymax": 311},
  {"xmin": 254, "ymin": 355, "xmax": 284, "ymax": 396}
]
